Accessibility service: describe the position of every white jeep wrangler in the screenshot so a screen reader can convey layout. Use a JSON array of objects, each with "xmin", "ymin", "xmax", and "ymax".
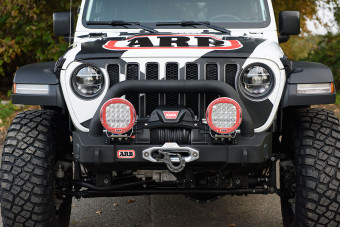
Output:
[{"xmin": 1, "ymin": 0, "xmax": 339, "ymax": 226}]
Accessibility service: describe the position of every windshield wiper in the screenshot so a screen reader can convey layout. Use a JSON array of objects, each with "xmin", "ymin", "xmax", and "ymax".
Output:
[
  {"xmin": 87, "ymin": 20, "xmax": 158, "ymax": 33},
  {"xmin": 156, "ymin": 21, "xmax": 231, "ymax": 35}
]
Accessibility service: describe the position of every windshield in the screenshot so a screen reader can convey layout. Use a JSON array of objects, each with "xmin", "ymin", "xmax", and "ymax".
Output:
[{"xmin": 83, "ymin": 0, "xmax": 271, "ymax": 29}]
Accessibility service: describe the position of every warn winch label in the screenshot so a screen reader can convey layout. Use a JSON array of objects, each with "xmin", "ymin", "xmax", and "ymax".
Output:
[
  {"xmin": 103, "ymin": 35, "xmax": 243, "ymax": 50},
  {"xmin": 117, "ymin": 150, "xmax": 135, "ymax": 159},
  {"xmin": 163, "ymin": 111, "xmax": 180, "ymax": 120}
]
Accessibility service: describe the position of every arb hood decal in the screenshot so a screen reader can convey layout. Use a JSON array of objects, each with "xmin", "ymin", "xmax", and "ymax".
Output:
[{"xmin": 103, "ymin": 35, "xmax": 243, "ymax": 50}]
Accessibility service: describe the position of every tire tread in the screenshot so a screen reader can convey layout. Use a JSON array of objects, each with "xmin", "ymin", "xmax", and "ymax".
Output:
[
  {"xmin": 292, "ymin": 108, "xmax": 340, "ymax": 226},
  {"xmin": 0, "ymin": 110, "xmax": 59, "ymax": 227}
]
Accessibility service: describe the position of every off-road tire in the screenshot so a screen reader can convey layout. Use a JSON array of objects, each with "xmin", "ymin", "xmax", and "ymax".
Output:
[
  {"xmin": 281, "ymin": 108, "xmax": 340, "ymax": 226},
  {"xmin": 0, "ymin": 110, "xmax": 72, "ymax": 227}
]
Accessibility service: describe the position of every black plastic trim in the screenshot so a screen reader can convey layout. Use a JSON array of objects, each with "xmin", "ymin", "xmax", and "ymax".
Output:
[
  {"xmin": 14, "ymin": 62, "xmax": 59, "ymax": 84},
  {"xmin": 281, "ymin": 84, "xmax": 335, "ymax": 108},
  {"xmin": 12, "ymin": 85, "xmax": 66, "ymax": 108},
  {"xmin": 288, "ymin": 61, "xmax": 334, "ymax": 83},
  {"xmin": 53, "ymin": 12, "xmax": 75, "ymax": 37},
  {"xmin": 280, "ymin": 61, "xmax": 336, "ymax": 108},
  {"xmin": 279, "ymin": 11, "xmax": 300, "ymax": 36}
]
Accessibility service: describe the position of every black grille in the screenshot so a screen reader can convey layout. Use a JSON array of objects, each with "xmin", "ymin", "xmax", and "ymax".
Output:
[
  {"xmin": 206, "ymin": 64, "xmax": 219, "ymax": 107},
  {"xmin": 185, "ymin": 64, "xmax": 199, "ymax": 113},
  {"xmin": 105, "ymin": 62, "xmax": 238, "ymax": 118},
  {"xmin": 166, "ymin": 63, "xmax": 178, "ymax": 106},
  {"xmin": 126, "ymin": 64, "xmax": 139, "ymax": 114},
  {"xmin": 107, "ymin": 64, "xmax": 120, "ymax": 87},
  {"xmin": 206, "ymin": 64, "xmax": 218, "ymax": 80},
  {"xmin": 166, "ymin": 63, "xmax": 179, "ymax": 80},
  {"xmin": 146, "ymin": 63, "xmax": 159, "ymax": 80},
  {"xmin": 126, "ymin": 64, "xmax": 139, "ymax": 80},
  {"xmin": 186, "ymin": 63, "xmax": 198, "ymax": 80},
  {"xmin": 146, "ymin": 93, "xmax": 159, "ymax": 116},
  {"xmin": 225, "ymin": 64, "xmax": 238, "ymax": 88},
  {"xmin": 166, "ymin": 93, "xmax": 178, "ymax": 106},
  {"xmin": 186, "ymin": 93, "xmax": 199, "ymax": 114},
  {"xmin": 146, "ymin": 63, "xmax": 159, "ymax": 115}
]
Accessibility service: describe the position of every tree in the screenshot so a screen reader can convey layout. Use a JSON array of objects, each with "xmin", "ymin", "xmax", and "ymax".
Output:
[
  {"xmin": 304, "ymin": 6, "xmax": 340, "ymax": 87},
  {"xmin": 0, "ymin": 0, "xmax": 81, "ymax": 94},
  {"xmin": 272, "ymin": 0, "xmax": 339, "ymax": 59}
]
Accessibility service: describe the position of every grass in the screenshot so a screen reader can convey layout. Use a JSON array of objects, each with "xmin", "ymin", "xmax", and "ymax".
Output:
[
  {"xmin": 0, "ymin": 101, "xmax": 24, "ymax": 127},
  {"xmin": 336, "ymin": 94, "xmax": 340, "ymax": 106}
]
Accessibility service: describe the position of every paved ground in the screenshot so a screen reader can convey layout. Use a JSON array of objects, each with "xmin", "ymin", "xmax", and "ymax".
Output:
[
  {"xmin": 0, "ymin": 138, "xmax": 283, "ymax": 227},
  {"xmin": 69, "ymin": 194, "xmax": 283, "ymax": 227}
]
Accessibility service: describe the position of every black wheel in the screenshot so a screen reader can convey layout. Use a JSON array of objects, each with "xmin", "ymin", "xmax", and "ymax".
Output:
[
  {"xmin": 280, "ymin": 108, "xmax": 340, "ymax": 226},
  {"xmin": 0, "ymin": 110, "xmax": 72, "ymax": 227}
]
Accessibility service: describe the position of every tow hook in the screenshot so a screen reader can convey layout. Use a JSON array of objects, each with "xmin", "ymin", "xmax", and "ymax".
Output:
[
  {"xmin": 142, "ymin": 143, "xmax": 199, "ymax": 173},
  {"xmin": 158, "ymin": 151, "xmax": 186, "ymax": 173}
]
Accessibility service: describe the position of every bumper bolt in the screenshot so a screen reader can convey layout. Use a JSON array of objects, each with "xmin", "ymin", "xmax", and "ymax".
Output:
[
  {"xmin": 144, "ymin": 152, "xmax": 149, "ymax": 157},
  {"xmin": 193, "ymin": 152, "xmax": 198, "ymax": 158}
]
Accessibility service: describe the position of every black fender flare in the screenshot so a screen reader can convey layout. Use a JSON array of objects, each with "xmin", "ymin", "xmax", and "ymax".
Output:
[
  {"xmin": 11, "ymin": 62, "xmax": 66, "ymax": 108},
  {"xmin": 281, "ymin": 61, "xmax": 336, "ymax": 108}
]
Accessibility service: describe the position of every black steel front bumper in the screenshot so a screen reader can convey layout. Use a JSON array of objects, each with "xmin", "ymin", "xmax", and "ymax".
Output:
[
  {"xmin": 73, "ymin": 131, "xmax": 272, "ymax": 171},
  {"xmin": 76, "ymin": 80, "xmax": 270, "ymax": 172},
  {"xmin": 89, "ymin": 80, "xmax": 254, "ymax": 137}
]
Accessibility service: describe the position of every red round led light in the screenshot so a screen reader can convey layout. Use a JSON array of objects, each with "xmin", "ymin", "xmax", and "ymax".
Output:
[
  {"xmin": 100, "ymin": 98, "xmax": 136, "ymax": 134},
  {"xmin": 206, "ymin": 97, "xmax": 242, "ymax": 134}
]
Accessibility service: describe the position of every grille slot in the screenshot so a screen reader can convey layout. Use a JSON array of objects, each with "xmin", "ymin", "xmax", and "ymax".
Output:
[
  {"xmin": 166, "ymin": 93, "xmax": 179, "ymax": 106},
  {"xmin": 166, "ymin": 63, "xmax": 179, "ymax": 80},
  {"xmin": 186, "ymin": 93, "xmax": 199, "ymax": 114},
  {"xmin": 126, "ymin": 64, "xmax": 139, "ymax": 80},
  {"xmin": 166, "ymin": 63, "xmax": 179, "ymax": 106},
  {"xmin": 206, "ymin": 64, "xmax": 218, "ymax": 80},
  {"xmin": 186, "ymin": 63, "xmax": 198, "ymax": 80},
  {"xmin": 107, "ymin": 64, "xmax": 120, "ymax": 88},
  {"xmin": 225, "ymin": 64, "xmax": 238, "ymax": 88},
  {"xmin": 126, "ymin": 64, "xmax": 139, "ymax": 114},
  {"xmin": 146, "ymin": 63, "xmax": 159, "ymax": 80},
  {"xmin": 146, "ymin": 93, "xmax": 159, "ymax": 116},
  {"xmin": 146, "ymin": 64, "xmax": 159, "ymax": 115},
  {"xmin": 205, "ymin": 64, "xmax": 219, "ymax": 108},
  {"xmin": 185, "ymin": 63, "xmax": 199, "ymax": 114}
]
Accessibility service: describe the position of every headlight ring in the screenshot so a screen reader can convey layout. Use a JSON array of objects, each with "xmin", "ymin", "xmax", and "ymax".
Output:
[
  {"xmin": 238, "ymin": 63, "xmax": 275, "ymax": 100},
  {"xmin": 71, "ymin": 64, "xmax": 105, "ymax": 99}
]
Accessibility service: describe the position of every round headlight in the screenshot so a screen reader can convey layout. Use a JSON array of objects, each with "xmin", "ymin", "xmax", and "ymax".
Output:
[
  {"xmin": 72, "ymin": 65, "xmax": 104, "ymax": 99},
  {"xmin": 239, "ymin": 64, "xmax": 274, "ymax": 99}
]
